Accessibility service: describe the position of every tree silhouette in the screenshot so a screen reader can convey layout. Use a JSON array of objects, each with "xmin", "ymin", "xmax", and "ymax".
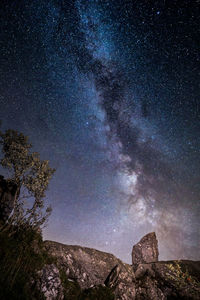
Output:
[{"xmin": 0, "ymin": 129, "xmax": 55, "ymax": 230}]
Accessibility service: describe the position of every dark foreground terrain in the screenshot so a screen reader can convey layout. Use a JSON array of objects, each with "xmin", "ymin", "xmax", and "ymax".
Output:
[{"xmin": 1, "ymin": 230, "xmax": 199, "ymax": 300}]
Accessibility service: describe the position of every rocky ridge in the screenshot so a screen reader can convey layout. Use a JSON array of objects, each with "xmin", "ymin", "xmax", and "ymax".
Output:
[
  {"xmin": 0, "ymin": 180, "xmax": 199, "ymax": 300},
  {"xmin": 35, "ymin": 233, "xmax": 200, "ymax": 299}
]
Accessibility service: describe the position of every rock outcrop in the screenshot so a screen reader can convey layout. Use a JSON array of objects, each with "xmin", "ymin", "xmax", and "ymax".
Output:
[
  {"xmin": 132, "ymin": 232, "xmax": 159, "ymax": 271},
  {"xmin": 36, "ymin": 264, "xmax": 64, "ymax": 300},
  {"xmin": 0, "ymin": 176, "xmax": 199, "ymax": 300},
  {"xmin": 44, "ymin": 241, "xmax": 124, "ymax": 289},
  {"xmin": 35, "ymin": 233, "xmax": 200, "ymax": 300},
  {"xmin": 43, "ymin": 241, "xmax": 136, "ymax": 299},
  {"xmin": 134, "ymin": 260, "xmax": 200, "ymax": 299},
  {"xmin": 105, "ymin": 264, "xmax": 136, "ymax": 299}
]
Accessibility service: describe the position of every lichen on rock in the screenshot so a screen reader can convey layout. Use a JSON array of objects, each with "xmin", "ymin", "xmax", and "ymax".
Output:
[{"xmin": 36, "ymin": 264, "xmax": 64, "ymax": 300}]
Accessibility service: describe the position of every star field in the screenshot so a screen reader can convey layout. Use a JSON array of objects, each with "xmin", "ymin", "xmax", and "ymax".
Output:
[{"xmin": 0, "ymin": 0, "xmax": 199, "ymax": 262}]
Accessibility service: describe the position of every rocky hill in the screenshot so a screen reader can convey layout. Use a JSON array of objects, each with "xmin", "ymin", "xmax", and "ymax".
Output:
[
  {"xmin": 0, "ymin": 178, "xmax": 199, "ymax": 299},
  {"xmin": 34, "ymin": 232, "xmax": 200, "ymax": 299}
]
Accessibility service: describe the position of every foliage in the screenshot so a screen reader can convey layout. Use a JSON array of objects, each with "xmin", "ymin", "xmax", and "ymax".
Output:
[
  {"xmin": 0, "ymin": 227, "xmax": 54, "ymax": 299},
  {"xmin": 166, "ymin": 261, "xmax": 200, "ymax": 295},
  {"xmin": 59, "ymin": 268, "xmax": 82, "ymax": 299},
  {"xmin": 0, "ymin": 129, "xmax": 55, "ymax": 230},
  {"xmin": 0, "ymin": 227, "xmax": 115, "ymax": 300},
  {"xmin": 0, "ymin": 128, "xmax": 115, "ymax": 299}
]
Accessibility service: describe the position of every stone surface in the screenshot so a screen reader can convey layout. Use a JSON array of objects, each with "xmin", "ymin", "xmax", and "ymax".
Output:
[
  {"xmin": 44, "ymin": 240, "xmax": 127, "ymax": 290},
  {"xmin": 0, "ymin": 175, "xmax": 19, "ymax": 222},
  {"xmin": 105, "ymin": 264, "xmax": 136, "ymax": 300},
  {"xmin": 132, "ymin": 232, "xmax": 159, "ymax": 270},
  {"xmin": 134, "ymin": 260, "xmax": 200, "ymax": 300},
  {"xmin": 34, "ymin": 234, "xmax": 200, "ymax": 300},
  {"xmin": 36, "ymin": 264, "xmax": 64, "ymax": 300}
]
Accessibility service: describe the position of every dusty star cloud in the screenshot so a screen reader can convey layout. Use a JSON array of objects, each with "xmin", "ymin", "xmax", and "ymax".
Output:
[{"xmin": 0, "ymin": 0, "xmax": 199, "ymax": 262}]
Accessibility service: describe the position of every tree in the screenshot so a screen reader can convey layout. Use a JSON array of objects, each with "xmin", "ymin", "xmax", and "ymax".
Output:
[{"xmin": 0, "ymin": 129, "xmax": 55, "ymax": 230}]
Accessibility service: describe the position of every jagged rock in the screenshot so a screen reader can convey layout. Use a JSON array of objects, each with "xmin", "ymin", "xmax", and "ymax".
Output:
[
  {"xmin": 135, "ymin": 260, "xmax": 200, "ymax": 300},
  {"xmin": 132, "ymin": 232, "xmax": 159, "ymax": 270},
  {"xmin": 106, "ymin": 265, "xmax": 121, "ymax": 288},
  {"xmin": 135, "ymin": 263, "xmax": 155, "ymax": 280},
  {"xmin": 44, "ymin": 241, "xmax": 127, "ymax": 290},
  {"xmin": 35, "ymin": 235, "xmax": 200, "ymax": 300},
  {"xmin": 36, "ymin": 264, "xmax": 64, "ymax": 300},
  {"xmin": 105, "ymin": 264, "xmax": 136, "ymax": 300},
  {"xmin": 0, "ymin": 175, "xmax": 19, "ymax": 222}
]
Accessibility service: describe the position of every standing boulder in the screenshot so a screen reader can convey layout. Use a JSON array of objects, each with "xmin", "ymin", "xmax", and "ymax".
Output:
[{"xmin": 132, "ymin": 232, "xmax": 159, "ymax": 270}]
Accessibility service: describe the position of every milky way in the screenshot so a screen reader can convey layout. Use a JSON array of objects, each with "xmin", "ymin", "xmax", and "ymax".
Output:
[{"xmin": 0, "ymin": 0, "xmax": 199, "ymax": 262}]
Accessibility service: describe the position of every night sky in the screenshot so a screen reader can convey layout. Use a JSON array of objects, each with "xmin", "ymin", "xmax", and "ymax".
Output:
[{"xmin": 0, "ymin": 0, "xmax": 199, "ymax": 263}]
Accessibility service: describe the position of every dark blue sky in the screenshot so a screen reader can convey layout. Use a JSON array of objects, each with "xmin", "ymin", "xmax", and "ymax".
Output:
[{"xmin": 0, "ymin": 0, "xmax": 199, "ymax": 262}]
